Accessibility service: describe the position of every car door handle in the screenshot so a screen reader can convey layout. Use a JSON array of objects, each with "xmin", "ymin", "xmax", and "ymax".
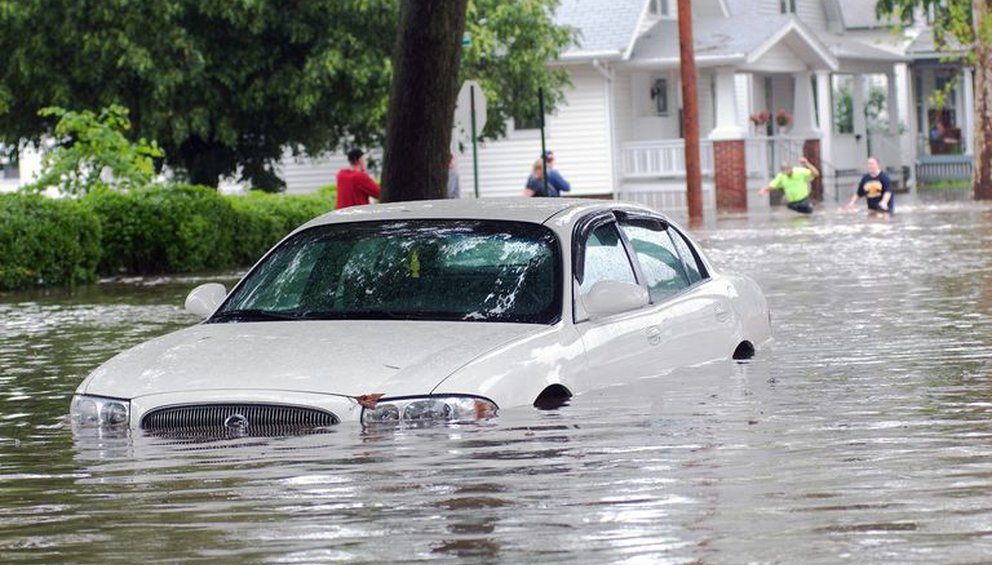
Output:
[
  {"xmin": 714, "ymin": 304, "xmax": 730, "ymax": 323},
  {"xmin": 646, "ymin": 325, "xmax": 662, "ymax": 346}
]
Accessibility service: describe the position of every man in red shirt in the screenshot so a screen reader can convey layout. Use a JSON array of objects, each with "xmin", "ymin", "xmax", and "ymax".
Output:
[{"xmin": 336, "ymin": 148, "xmax": 381, "ymax": 209}]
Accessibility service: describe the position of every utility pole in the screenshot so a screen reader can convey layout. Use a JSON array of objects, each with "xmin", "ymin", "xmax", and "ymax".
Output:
[{"xmin": 677, "ymin": 0, "xmax": 703, "ymax": 222}]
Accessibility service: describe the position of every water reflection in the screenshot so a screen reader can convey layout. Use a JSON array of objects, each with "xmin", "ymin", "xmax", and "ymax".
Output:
[{"xmin": 4, "ymin": 202, "xmax": 992, "ymax": 562}]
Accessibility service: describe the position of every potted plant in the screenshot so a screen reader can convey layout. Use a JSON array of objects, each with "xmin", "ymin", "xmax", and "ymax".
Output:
[{"xmin": 775, "ymin": 108, "xmax": 793, "ymax": 130}]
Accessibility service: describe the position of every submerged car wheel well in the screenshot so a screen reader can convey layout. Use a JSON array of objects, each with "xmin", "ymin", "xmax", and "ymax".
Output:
[
  {"xmin": 533, "ymin": 384, "xmax": 572, "ymax": 410},
  {"xmin": 732, "ymin": 341, "xmax": 755, "ymax": 361}
]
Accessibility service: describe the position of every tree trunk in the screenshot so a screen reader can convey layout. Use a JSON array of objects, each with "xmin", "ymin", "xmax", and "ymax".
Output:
[
  {"xmin": 380, "ymin": 0, "xmax": 469, "ymax": 202},
  {"xmin": 177, "ymin": 136, "xmax": 234, "ymax": 189},
  {"xmin": 974, "ymin": 0, "xmax": 992, "ymax": 200}
]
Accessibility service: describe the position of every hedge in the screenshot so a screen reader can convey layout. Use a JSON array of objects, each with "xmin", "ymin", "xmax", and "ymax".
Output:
[
  {"xmin": 0, "ymin": 193, "xmax": 102, "ymax": 289},
  {"xmin": 0, "ymin": 184, "xmax": 337, "ymax": 290},
  {"xmin": 227, "ymin": 188, "xmax": 336, "ymax": 265}
]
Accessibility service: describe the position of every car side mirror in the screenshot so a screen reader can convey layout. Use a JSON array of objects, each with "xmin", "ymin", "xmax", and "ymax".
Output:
[
  {"xmin": 582, "ymin": 280, "xmax": 649, "ymax": 319},
  {"xmin": 185, "ymin": 283, "xmax": 227, "ymax": 319}
]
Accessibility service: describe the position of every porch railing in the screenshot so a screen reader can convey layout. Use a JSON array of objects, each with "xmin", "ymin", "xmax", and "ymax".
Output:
[
  {"xmin": 620, "ymin": 140, "xmax": 713, "ymax": 178},
  {"xmin": 620, "ymin": 137, "xmax": 807, "ymax": 180},
  {"xmin": 916, "ymin": 155, "xmax": 972, "ymax": 183}
]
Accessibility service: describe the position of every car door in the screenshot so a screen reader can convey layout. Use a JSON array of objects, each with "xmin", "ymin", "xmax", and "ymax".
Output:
[
  {"xmin": 617, "ymin": 214, "xmax": 738, "ymax": 368},
  {"xmin": 570, "ymin": 214, "xmax": 661, "ymax": 392},
  {"xmin": 666, "ymin": 224, "xmax": 739, "ymax": 357}
]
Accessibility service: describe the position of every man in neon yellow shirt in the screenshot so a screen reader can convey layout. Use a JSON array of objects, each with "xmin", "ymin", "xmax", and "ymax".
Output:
[{"xmin": 758, "ymin": 156, "xmax": 819, "ymax": 214}]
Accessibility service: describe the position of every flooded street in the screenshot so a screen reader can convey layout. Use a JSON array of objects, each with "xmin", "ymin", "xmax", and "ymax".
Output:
[{"xmin": 3, "ymin": 199, "xmax": 992, "ymax": 563}]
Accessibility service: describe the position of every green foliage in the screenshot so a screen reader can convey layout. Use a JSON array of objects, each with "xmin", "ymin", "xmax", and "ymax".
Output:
[
  {"xmin": 0, "ymin": 185, "xmax": 335, "ymax": 289},
  {"xmin": 82, "ymin": 184, "xmax": 239, "ymax": 274},
  {"xmin": 835, "ymin": 82, "xmax": 854, "ymax": 134},
  {"xmin": 0, "ymin": 0, "xmax": 573, "ymax": 189},
  {"xmin": 227, "ymin": 188, "xmax": 335, "ymax": 264},
  {"xmin": 25, "ymin": 105, "xmax": 163, "ymax": 195},
  {"xmin": 0, "ymin": 193, "xmax": 101, "ymax": 289},
  {"xmin": 833, "ymin": 80, "xmax": 888, "ymax": 134},
  {"xmin": 462, "ymin": 0, "xmax": 575, "ymax": 139},
  {"xmin": 876, "ymin": 1, "xmax": 983, "ymax": 63}
]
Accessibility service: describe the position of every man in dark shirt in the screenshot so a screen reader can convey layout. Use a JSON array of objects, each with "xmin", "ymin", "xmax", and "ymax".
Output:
[
  {"xmin": 336, "ymin": 148, "xmax": 381, "ymax": 209},
  {"xmin": 846, "ymin": 157, "xmax": 893, "ymax": 214}
]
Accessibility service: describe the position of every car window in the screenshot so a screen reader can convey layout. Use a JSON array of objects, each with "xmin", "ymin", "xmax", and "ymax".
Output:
[
  {"xmin": 578, "ymin": 222, "xmax": 637, "ymax": 295},
  {"xmin": 619, "ymin": 220, "xmax": 690, "ymax": 302},
  {"xmin": 214, "ymin": 220, "xmax": 562, "ymax": 324},
  {"xmin": 668, "ymin": 227, "xmax": 707, "ymax": 283}
]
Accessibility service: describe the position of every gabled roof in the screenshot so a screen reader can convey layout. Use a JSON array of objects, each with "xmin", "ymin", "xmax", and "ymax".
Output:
[
  {"xmin": 556, "ymin": 0, "xmax": 647, "ymax": 61},
  {"xmin": 627, "ymin": 13, "xmax": 838, "ymax": 71}
]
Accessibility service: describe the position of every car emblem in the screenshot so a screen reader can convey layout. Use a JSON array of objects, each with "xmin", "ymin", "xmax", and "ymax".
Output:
[{"xmin": 224, "ymin": 413, "xmax": 249, "ymax": 430}]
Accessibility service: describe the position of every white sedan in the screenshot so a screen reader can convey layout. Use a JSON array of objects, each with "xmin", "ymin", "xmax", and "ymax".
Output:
[{"xmin": 70, "ymin": 198, "xmax": 771, "ymax": 434}]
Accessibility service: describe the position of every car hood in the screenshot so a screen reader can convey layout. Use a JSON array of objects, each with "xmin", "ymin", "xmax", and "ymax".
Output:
[{"xmin": 80, "ymin": 320, "xmax": 544, "ymax": 400}]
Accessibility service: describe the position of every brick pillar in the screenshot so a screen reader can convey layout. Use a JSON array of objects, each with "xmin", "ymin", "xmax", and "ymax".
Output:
[
  {"xmin": 713, "ymin": 139, "xmax": 747, "ymax": 212},
  {"xmin": 803, "ymin": 139, "xmax": 822, "ymax": 202}
]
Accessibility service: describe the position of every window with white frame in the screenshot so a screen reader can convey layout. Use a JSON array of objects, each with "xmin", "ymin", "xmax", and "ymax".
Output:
[{"xmin": 780, "ymin": 0, "xmax": 797, "ymax": 13}]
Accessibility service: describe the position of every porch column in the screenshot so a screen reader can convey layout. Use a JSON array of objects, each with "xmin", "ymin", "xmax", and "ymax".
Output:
[
  {"xmin": 709, "ymin": 66, "xmax": 747, "ymax": 212},
  {"xmin": 895, "ymin": 62, "xmax": 917, "ymax": 193},
  {"xmin": 887, "ymin": 70, "xmax": 900, "ymax": 137},
  {"xmin": 794, "ymin": 70, "xmax": 823, "ymax": 201},
  {"xmin": 791, "ymin": 71, "xmax": 817, "ymax": 137},
  {"xmin": 815, "ymin": 70, "xmax": 833, "ymax": 188},
  {"xmin": 711, "ymin": 67, "xmax": 745, "ymax": 138},
  {"xmin": 963, "ymin": 67, "xmax": 975, "ymax": 155}
]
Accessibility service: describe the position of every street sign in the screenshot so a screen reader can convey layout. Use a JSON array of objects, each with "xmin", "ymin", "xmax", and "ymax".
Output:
[
  {"xmin": 454, "ymin": 80, "xmax": 487, "ymax": 138},
  {"xmin": 453, "ymin": 80, "xmax": 488, "ymax": 198}
]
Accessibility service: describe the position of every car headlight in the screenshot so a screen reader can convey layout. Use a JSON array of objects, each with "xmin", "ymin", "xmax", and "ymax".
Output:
[
  {"xmin": 361, "ymin": 395, "xmax": 498, "ymax": 425},
  {"xmin": 70, "ymin": 395, "xmax": 130, "ymax": 427}
]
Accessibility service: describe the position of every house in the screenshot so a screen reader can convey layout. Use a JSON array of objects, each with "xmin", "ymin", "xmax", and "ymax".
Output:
[
  {"xmin": 457, "ymin": 0, "xmax": 983, "ymax": 215},
  {"xmin": 458, "ymin": 0, "xmax": 923, "ymax": 214}
]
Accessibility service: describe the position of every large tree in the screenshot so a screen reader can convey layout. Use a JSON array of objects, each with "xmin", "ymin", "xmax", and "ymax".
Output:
[
  {"xmin": 380, "ymin": 0, "xmax": 469, "ymax": 202},
  {"xmin": 0, "ymin": 0, "xmax": 572, "ymax": 191},
  {"xmin": 877, "ymin": 0, "xmax": 992, "ymax": 199}
]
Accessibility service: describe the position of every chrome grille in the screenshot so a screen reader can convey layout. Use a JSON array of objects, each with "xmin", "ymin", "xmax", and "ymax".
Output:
[{"xmin": 141, "ymin": 403, "xmax": 339, "ymax": 435}]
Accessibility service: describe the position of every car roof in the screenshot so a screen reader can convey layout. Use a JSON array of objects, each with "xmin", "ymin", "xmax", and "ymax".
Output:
[{"xmin": 301, "ymin": 198, "xmax": 666, "ymax": 229}]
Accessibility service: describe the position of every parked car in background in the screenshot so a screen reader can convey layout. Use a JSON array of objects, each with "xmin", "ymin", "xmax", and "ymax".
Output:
[{"xmin": 70, "ymin": 198, "xmax": 771, "ymax": 435}]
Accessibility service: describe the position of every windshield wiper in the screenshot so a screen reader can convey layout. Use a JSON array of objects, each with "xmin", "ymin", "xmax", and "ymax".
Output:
[{"xmin": 209, "ymin": 309, "xmax": 302, "ymax": 323}]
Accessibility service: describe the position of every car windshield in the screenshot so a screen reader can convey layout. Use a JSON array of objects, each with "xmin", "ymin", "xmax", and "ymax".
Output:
[{"xmin": 212, "ymin": 220, "xmax": 562, "ymax": 324}]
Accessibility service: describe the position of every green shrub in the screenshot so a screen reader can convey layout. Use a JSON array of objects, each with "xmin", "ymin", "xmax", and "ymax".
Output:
[
  {"xmin": 228, "ymin": 188, "xmax": 336, "ymax": 264},
  {"xmin": 0, "ymin": 184, "xmax": 336, "ymax": 289},
  {"xmin": 0, "ymin": 193, "xmax": 101, "ymax": 289},
  {"xmin": 82, "ymin": 184, "xmax": 239, "ymax": 274}
]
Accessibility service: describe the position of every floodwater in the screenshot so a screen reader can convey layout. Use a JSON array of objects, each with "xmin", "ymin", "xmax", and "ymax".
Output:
[{"xmin": 2, "ymin": 198, "xmax": 992, "ymax": 564}]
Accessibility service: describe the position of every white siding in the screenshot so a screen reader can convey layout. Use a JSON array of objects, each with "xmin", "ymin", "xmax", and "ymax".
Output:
[
  {"xmin": 614, "ymin": 69, "xmax": 636, "ymax": 144},
  {"xmin": 756, "ymin": 0, "xmax": 827, "ymax": 31},
  {"xmin": 279, "ymin": 153, "xmax": 349, "ymax": 194},
  {"xmin": 463, "ymin": 64, "xmax": 614, "ymax": 197},
  {"xmin": 749, "ymin": 42, "xmax": 808, "ymax": 73},
  {"xmin": 796, "ymin": 0, "xmax": 827, "ymax": 31}
]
